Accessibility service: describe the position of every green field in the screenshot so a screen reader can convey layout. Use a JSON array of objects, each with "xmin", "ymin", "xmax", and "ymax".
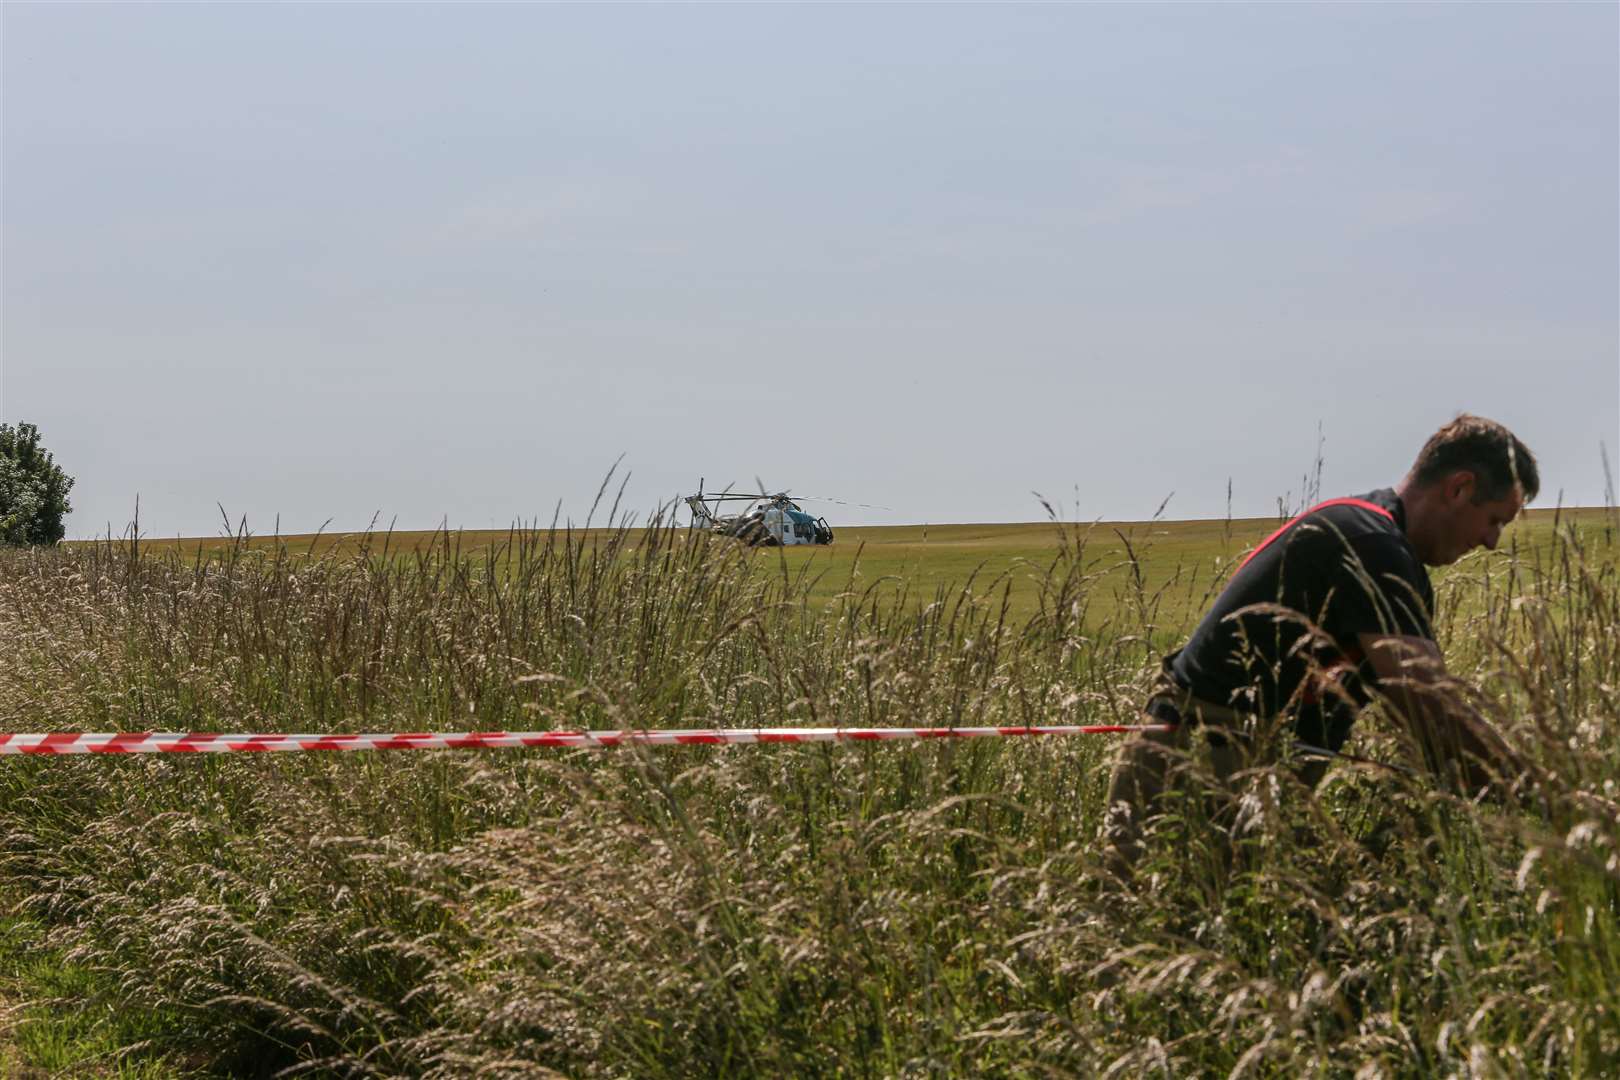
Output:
[
  {"xmin": 4, "ymin": 505, "xmax": 1615, "ymax": 1076},
  {"xmin": 128, "ymin": 504, "xmax": 1616, "ymax": 630}
]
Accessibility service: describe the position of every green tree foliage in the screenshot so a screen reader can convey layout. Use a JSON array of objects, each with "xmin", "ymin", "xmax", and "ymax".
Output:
[{"xmin": 0, "ymin": 422, "xmax": 74, "ymax": 546}]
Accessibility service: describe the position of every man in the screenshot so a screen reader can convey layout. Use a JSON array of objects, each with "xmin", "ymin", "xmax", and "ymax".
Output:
[{"xmin": 1103, "ymin": 414, "xmax": 1540, "ymax": 871}]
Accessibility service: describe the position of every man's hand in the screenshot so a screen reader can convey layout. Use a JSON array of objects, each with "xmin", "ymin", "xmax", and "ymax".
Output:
[{"xmin": 1356, "ymin": 633, "xmax": 1538, "ymax": 805}]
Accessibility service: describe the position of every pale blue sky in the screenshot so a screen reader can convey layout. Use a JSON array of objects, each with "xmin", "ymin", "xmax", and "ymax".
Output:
[{"xmin": 4, "ymin": 3, "xmax": 1615, "ymax": 537}]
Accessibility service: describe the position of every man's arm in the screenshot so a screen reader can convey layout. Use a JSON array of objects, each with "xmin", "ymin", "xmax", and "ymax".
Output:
[{"xmin": 1356, "ymin": 633, "xmax": 1538, "ymax": 804}]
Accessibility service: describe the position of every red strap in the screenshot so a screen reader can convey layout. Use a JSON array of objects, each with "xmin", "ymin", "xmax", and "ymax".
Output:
[{"xmin": 1235, "ymin": 498, "xmax": 1395, "ymax": 575}]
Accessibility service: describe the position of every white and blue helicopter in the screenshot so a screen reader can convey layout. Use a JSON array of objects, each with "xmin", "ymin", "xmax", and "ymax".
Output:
[{"xmin": 683, "ymin": 481, "xmax": 838, "ymax": 546}]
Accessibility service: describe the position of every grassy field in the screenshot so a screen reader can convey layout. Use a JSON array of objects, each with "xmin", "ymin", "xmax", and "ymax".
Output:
[
  {"xmin": 3, "ymin": 504, "xmax": 1615, "ymax": 1076},
  {"xmin": 124, "ymin": 505, "xmax": 1616, "ymax": 628}
]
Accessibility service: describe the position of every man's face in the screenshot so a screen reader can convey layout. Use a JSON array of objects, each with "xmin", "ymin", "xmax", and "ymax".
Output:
[{"xmin": 1428, "ymin": 474, "xmax": 1524, "ymax": 565}]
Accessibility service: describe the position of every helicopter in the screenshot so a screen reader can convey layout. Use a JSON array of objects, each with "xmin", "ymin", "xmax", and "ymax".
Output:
[{"xmin": 683, "ymin": 481, "xmax": 835, "ymax": 546}]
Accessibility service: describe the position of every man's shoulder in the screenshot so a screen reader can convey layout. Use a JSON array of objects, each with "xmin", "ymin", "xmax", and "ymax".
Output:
[
  {"xmin": 1289, "ymin": 493, "xmax": 1434, "ymax": 638},
  {"xmin": 1302, "ymin": 489, "xmax": 1403, "ymax": 535},
  {"xmin": 1284, "ymin": 491, "xmax": 1427, "ymax": 586},
  {"xmin": 1283, "ymin": 491, "xmax": 1409, "ymax": 559}
]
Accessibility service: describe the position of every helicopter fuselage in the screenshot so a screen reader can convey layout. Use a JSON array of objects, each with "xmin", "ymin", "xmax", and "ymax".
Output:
[{"xmin": 684, "ymin": 492, "xmax": 833, "ymax": 546}]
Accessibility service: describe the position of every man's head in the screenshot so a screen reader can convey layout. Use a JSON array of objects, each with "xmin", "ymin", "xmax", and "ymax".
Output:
[{"xmin": 1398, "ymin": 414, "xmax": 1538, "ymax": 566}]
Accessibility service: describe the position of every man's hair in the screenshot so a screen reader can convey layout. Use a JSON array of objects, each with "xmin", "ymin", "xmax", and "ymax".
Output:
[{"xmin": 1409, "ymin": 414, "xmax": 1539, "ymax": 503}]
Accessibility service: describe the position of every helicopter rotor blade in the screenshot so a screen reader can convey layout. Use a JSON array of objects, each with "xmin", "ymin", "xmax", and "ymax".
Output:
[
  {"xmin": 684, "ymin": 480, "xmax": 889, "ymax": 512},
  {"xmin": 783, "ymin": 495, "xmax": 894, "ymax": 511}
]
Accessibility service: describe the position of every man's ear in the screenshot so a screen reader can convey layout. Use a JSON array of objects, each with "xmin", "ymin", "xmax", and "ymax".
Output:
[{"xmin": 1443, "ymin": 470, "xmax": 1476, "ymax": 505}]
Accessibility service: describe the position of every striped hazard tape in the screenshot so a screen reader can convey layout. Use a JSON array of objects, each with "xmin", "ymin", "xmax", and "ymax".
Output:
[{"xmin": 0, "ymin": 725, "xmax": 1170, "ymax": 755}]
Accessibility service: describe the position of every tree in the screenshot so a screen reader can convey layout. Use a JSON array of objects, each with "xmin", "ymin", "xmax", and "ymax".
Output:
[{"xmin": 0, "ymin": 422, "xmax": 75, "ymax": 546}]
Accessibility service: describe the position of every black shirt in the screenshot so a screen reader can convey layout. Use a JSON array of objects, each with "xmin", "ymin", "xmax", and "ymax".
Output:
[{"xmin": 1168, "ymin": 488, "xmax": 1434, "ymax": 750}]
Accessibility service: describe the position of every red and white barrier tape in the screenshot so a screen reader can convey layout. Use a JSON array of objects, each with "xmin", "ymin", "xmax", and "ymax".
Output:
[{"xmin": 0, "ymin": 725, "xmax": 1169, "ymax": 755}]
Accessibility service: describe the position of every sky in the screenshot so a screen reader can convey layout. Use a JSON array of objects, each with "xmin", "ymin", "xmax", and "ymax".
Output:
[{"xmin": 3, "ymin": 3, "xmax": 1616, "ymax": 538}]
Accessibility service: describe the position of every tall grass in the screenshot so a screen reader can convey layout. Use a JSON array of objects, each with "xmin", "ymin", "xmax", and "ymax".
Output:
[{"xmin": 0, "ymin": 504, "xmax": 1614, "ymax": 1076}]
